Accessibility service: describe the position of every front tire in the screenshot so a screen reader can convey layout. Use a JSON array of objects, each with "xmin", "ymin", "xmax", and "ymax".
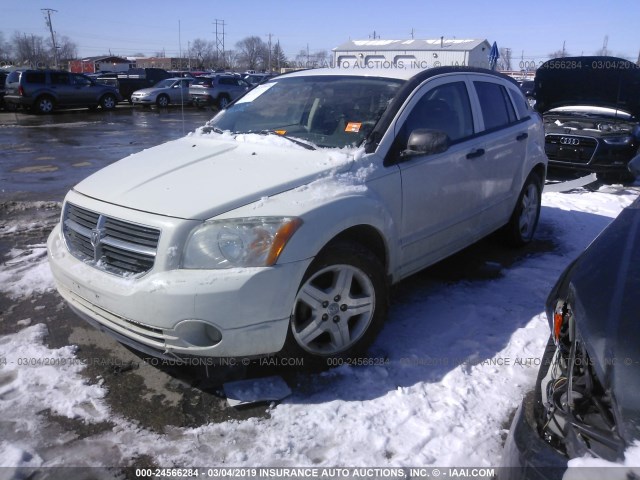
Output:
[
  {"xmin": 217, "ymin": 95, "xmax": 230, "ymax": 109},
  {"xmin": 156, "ymin": 94, "xmax": 169, "ymax": 108},
  {"xmin": 280, "ymin": 242, "xmax": 388, "ymax": 368},
  {"xmin": 100, "ymin": 93, "xmax": 117, "ymax": 110},
  {"xmin": 503, "ymin": 172, "xmax": 542, "ymax": 246}
]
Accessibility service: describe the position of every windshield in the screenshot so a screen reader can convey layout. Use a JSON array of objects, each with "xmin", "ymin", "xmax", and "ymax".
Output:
[
  {"xmin": 154, "ymin": 79, "xmax": 176, "ymax": 88},
  {"xmin": 206, "ymin": 75, "xmax": 404, "ymax": 149}
]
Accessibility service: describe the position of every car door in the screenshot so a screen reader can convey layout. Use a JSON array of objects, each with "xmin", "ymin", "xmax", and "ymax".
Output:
[
  {"xmin": 467, "ymin": 77, "xmax": 530, "ymax": 227},
  {"xmin": 171, "ymin": 78, "xmax": 191, "ymax": 104},
  {"xmin": 49, "ymin": 71, "xmax": 73, "ymax": 105},
  {"xmin": 390, "ymin": 76, "xmax": 487, "ymax": 277},
  {"xmin": 70, "ymin": 73, "xmax": 98, "ymax": 105}
]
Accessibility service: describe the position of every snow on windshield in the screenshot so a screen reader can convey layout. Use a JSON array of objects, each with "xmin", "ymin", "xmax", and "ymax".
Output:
[{"xmin": 198, "ymin": 76, "xmax": 403, "ymax": 149}]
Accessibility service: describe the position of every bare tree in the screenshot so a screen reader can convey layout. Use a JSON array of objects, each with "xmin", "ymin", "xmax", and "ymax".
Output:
[
  {"xmin": 191, "ymin": 38, "xmax": 215, "ymax": 68},
  {"xmin": 0, "ymin": 32, "xmax": 12, "ymax": 63},
  {"xmin": 236, "ymin": 36, "xmax": 267, "ymax": 70},
  {"xmin": 295, "ymin": 48, "xmax": 329, "ymax": 68},
  {"xmin": 12, "ymin": 32, "xmax": 49, "ymax": 67},
  {"xmin": 49, "ymin": 34, "xmax": 77, "ymax": 62},
  {"xmin": 224, "ymin": 49, "xmax": 238, "ymax": 70}
]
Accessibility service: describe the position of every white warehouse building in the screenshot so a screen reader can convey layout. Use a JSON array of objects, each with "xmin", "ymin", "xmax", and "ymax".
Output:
[{"xmin": 333, "ymin": 38, "xmax": 492, "ymax": 70}]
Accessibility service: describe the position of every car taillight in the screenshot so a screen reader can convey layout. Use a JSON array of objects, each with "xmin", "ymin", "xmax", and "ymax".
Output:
[{"xmin": 18, "ymin": 86, "xmax": 24, "ymax": 96}]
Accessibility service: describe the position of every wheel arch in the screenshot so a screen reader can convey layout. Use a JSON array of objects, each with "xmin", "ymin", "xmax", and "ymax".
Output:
[
  {"xmin": 321, "ymin": 225, "xmax": 389, "ymax": 276},
  {"xmin": 271, "ymin": 195, "xmax": 400, "ymax": 280},
  {"xmin": 531, "ymin": 162, "xmax": 547, "ymax": 186}
]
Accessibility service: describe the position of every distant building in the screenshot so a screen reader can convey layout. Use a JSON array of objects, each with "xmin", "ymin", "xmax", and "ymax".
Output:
[
  {"xmin": 333, "ymin": 38, "xmax": 492, "ymax": 69},
  {"xmin": 69, "ymin": 56, "xmax": 134, "ymax": 74}
]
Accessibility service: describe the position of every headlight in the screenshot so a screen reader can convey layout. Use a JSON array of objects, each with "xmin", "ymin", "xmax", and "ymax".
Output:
[
  {"xmin": 603, "ymin": 136, "xmax": 632, "ymax": 146},
  {"xmin": 183, "ymin": 217, "xmax": 302, "ymax": 269}
]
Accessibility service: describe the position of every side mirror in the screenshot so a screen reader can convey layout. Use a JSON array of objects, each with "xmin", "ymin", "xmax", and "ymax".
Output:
[
  {"xmin": 401, "ymin": 129, "xmax": 450, "ymax": 157},
  {"xmin": 628, "ymin": 154, "xmax": 640, "ymax": 178}
]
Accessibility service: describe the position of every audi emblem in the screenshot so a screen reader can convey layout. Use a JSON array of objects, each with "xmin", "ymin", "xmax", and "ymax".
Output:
[{"xmin": 560, "ymin": 137, "xmax": 580, "ymax": 146}]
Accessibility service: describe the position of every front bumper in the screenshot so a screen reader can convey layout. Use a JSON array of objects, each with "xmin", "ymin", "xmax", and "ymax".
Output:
[
  {"xmin": 499, "ymin": 392, "xmax": 567, "ymax": 480},
  {"xmin": 131, "ymin": 97, "xmax": 154, "ymax": 105},
  {"xmin": 47, "ymin": 222, "xmax": 312, "ymax": 359}
]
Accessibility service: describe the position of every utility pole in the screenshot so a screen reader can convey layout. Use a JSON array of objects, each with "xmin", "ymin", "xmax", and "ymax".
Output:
[
  {"xmin": 267, "ymin": 33, "xmax": 272, "ymax": 72},
  {"xmin": 41, "ymin": 8, "xmax": 58, "ymax": 68},
  {"xmin": 214, "ymin": 19, "xmax": 225, "ymax": 69},
  {"xmin": 410, "ymin": 28, "xmax": 415, "ymax": 40}
]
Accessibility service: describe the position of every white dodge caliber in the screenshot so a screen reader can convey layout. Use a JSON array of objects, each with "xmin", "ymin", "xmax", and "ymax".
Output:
[{"xmin": 47, "ymin": 66, "xmax": 547, "ymax": 367}]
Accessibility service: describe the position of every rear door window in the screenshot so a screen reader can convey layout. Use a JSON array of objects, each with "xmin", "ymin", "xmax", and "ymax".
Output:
[
  {"xmin": 474, "ymin": 81, "xmax": 517, "ymax": 130},
  {"xmin": 24, "ymin": 71, "xmax": 46, "ymax": 84},
  {"xmin": 50, "ymin": 72, "xmax": 70, "ymax": 85}
]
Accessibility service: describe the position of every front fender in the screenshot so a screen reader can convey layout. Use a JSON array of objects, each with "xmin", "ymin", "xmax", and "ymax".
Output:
[{"xmin": 279, "ymin": 194, "xmax": 400, "ymax": 273}]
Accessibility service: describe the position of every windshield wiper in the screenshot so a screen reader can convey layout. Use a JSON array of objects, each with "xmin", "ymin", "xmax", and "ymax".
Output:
[
  {"xmin": 257, "ymin": 130, "xmax": 316, "ymax": 150},
  {"xmin": 199, "ymin": 125, "xmax": 225, "ymax": 134}
]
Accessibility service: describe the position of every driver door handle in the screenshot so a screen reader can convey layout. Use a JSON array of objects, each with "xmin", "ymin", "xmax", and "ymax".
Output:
[{"xmin": 466, "ymin": 148, "xmax": 485, "ymax": 159}]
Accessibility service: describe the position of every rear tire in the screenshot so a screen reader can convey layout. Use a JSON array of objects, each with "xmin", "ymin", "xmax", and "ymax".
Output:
[
  {"xmin": 279, "ymin": 242, "xmax": 388, "ymax": 369},
  {"xmin": 503, "ymin": 172, "xmax": 542, "ymax": 246}
]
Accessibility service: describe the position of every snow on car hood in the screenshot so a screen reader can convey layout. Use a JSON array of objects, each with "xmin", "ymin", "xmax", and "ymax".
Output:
[
  {"xmin": 534, "ymin": 56, "xmax": 640, "ymax": 117},
  {"xmin": 73, "ymin": 133, "xmax": 359, "ymax": 220}
]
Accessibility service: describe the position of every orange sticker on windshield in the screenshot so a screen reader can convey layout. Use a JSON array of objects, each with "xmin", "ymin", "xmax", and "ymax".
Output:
[
  {"xmin": 274, "ymin": 129, "xmax": 287, "ymax": 135},
  {"xmin": 345, "ymin": 122, "xmax": 362, "ymax": 133}
]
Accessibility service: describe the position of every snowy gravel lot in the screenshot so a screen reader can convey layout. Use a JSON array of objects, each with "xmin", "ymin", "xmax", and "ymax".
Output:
[{"xmin": 1, "ymin": 108, "xmax": 639, "ymax": 477}]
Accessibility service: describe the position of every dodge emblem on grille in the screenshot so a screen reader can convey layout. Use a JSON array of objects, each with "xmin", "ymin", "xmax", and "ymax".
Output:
[
  {"xmin": 560, "ymin": 137, "xmax": 580, "ymax": 146},
  {"xmin": 90, "ymin": 228, "xmax": 103, "ymax": 249}
]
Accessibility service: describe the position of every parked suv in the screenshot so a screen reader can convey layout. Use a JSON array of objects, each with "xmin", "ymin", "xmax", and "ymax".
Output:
[
  {"xmin": 4, "ymin": 69, "xmax": 122, "ymax": 113},
  {"xmin": 188, "ymin": 74, "xmax": 249, "ymax": 108},
  {"xmin": 48, "ymin": 67, "xmax": 547, "ymax": 366}
]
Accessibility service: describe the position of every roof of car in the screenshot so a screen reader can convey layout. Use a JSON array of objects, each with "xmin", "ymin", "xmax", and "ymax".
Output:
[{"xmin": 279, "ymin": 66, "xmax": 519, "ymax": 84}]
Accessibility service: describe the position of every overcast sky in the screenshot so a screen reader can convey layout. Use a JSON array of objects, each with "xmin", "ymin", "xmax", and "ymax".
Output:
[{"xmin": 3, "ymin": 0, "xmax": 639, "ymax": 64}]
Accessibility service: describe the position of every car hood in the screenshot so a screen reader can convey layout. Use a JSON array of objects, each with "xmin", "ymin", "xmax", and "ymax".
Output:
[
  {"xmin": 73, "ymin": 134, "xmax": 355, "ymax": 220},
  {"xmin": 133, "ymin": 87, "xmax": 167, "ymax": 95},
  {"xmin": 559, "ymin": 197, "xmax": 640, "ymax": 439},
  {"xmin": 534, "ymin": 56, "xmax": 640, "ymax": 118}
]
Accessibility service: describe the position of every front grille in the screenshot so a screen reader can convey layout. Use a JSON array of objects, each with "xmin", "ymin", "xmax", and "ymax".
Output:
[
  {"xmin": 545, "ymin": 135, "xmax": 598, "ymax": 164},
  {"xmin": 63, "ymin": 203, "xmax": 160, "ymax": 275}
]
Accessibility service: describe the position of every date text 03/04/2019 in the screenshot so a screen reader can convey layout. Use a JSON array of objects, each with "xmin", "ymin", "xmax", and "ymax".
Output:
[{"xmin": 132, "ymin": 467, "xmax": 496, "ymax": 478}]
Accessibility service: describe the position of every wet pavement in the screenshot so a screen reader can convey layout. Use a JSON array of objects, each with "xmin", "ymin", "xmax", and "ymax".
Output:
[
  {"xmin": 0, "ymin": 105, "xmax": 214, "ymax": 202},
  {"xmin": 0, "ymin": 105, "xmax": 563, "ymax": 440}
]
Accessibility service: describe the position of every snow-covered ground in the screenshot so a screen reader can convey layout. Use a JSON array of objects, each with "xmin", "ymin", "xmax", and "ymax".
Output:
[{"xmin": 0, "ymin": 185, "xmax": 639, "ymax": 474}]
